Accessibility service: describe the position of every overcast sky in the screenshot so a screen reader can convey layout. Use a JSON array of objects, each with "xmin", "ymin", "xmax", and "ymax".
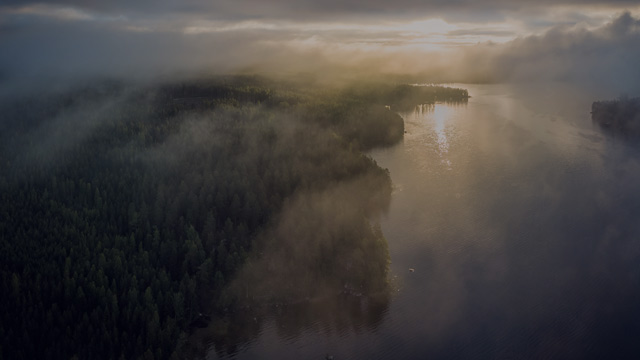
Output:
[{"xmin": 1, "ymin": 0, "xmax": 639, "ymax": 87}]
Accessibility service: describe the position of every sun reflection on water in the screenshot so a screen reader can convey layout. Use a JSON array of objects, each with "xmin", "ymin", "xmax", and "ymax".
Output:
[{"xmin": 432, "ymin": 105, "xmax": 452, "ymax": 154}]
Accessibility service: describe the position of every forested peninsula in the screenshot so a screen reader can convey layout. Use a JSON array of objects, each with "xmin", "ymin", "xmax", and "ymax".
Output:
[
  {"xmin": 0, "ymin": 76, "xmax": 468, "ymax": 359},
  {"xmin": 592, "ymin": 96, "xmax": 640, "ymax": 135}
]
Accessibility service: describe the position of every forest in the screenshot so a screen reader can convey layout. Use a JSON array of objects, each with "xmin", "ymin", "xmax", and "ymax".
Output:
[
  {"xmin": 0, "ymin": 75, "xmax": 468, "ymax": 359},
  {"xmin": 592, "ymin": 96, "xmax": 640, "ymax": 136}
]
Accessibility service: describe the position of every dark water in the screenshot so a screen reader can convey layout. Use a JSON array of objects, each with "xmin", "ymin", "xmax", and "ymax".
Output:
[{"xmin": 203, "ymin": 83, "xmax": 640, "ymax": 359}]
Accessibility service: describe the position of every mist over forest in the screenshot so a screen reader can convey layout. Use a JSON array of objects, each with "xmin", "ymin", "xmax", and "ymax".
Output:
[
  {"xmin": 2, "ymin": 1, "xmax": 640, "ymax": 359},
  {"xmin": 0, "ymin": 74, "xmax": 471, "ymax": 358}
]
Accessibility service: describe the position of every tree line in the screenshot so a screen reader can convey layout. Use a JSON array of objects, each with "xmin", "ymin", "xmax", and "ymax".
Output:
[{"xmin": 0, "ymin": 76, "xmax": 467, "ymax": 359}]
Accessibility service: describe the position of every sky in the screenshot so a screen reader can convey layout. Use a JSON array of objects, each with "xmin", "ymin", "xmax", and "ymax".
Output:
[{"xmin": 1, "ymin": 0, "xmax": 640, "ymax": 88}]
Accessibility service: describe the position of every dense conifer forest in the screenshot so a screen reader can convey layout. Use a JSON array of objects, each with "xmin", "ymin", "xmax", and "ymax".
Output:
[
  {"xmin": 592, "ymin": 96, "xmax": 640, "ymax": 136},
  {"xmin": 0, "ymin": 76, "xmax": 468, "ymax": 359}
]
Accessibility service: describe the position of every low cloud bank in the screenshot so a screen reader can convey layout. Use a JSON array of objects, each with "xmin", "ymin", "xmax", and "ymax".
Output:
[{"xmin": 1, "ymin": 10, "xmax": 639, "ymax": 93}]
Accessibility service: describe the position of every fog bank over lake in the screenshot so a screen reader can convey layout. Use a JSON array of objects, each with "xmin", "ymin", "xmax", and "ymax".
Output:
[{"xmin": 204, "ymin": 82, "xmax": 640, "ymax": 359}]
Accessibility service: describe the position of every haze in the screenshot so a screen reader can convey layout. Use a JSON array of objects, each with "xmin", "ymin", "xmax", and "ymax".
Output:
[
  {"xmin": 2, "ymin": 0, "xmax": 640, "ymax": 90},
  {"xmin": 5, "ymin": 1, "xmax": 640, "ymax": 360}
]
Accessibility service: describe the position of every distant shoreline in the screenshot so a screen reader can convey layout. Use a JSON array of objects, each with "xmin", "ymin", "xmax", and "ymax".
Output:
[{"xmin": 592, "ymin": 97, "xmax": 640, "ymax": 135}]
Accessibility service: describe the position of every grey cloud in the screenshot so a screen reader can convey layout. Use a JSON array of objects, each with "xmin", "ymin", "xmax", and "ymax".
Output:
[
  {"xmin": 446, "ymin": 29, "xmax": 517, "ymax": 37},
  {"xmin": 1, "ymin": 4, "xmax": 640, "ymax": 95},
  {"xmin": 0, "ymin": 20, "xmax": 280, "ymax": 85},
  {"xmin": 487, "ymin": 11, "xmax": 640, "ymax": 89},
  {"xmin": 2, "ymin": 0, "xmax": 639, "ymax": 23}
]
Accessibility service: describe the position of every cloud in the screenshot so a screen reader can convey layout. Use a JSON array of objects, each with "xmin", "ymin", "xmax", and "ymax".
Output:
[
  {"xmin": 466, "ymin": 11, "xmax": 640, "ymax": 89},
  {"xmin": 1, "ymin": 0, "xmax": 639, "ymax": 23},
  {"xmin": 2, "ymin": 4, "xmax": 95, "ymax": 21},
  {"xmin": 0, "ymin": 19, "xmax": 278, "ymax": 84},
  {"xmin": 1, "ymin": 1, "xmax": 639, "ymax": 95}
]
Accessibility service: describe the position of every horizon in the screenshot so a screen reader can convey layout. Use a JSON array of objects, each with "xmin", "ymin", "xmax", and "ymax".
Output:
[{"xmin": 1, "ymin": 1, "xmax": 640, "ymax": 91}]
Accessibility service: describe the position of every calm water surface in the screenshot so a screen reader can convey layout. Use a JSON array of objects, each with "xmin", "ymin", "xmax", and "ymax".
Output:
[{"xmin": 204, "ymin": 83, "xmax": 640, "ymax": 359}]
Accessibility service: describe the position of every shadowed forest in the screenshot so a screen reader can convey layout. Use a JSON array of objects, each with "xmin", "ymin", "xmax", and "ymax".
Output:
[
  {"xmin": 592, "ymin": 96, "xmax": 640, "ymax": 136},
  {"xmin": 2, "ymin": 1, "xmax": 640, "ymax": 358},
  {"xmin": 0, "ymin": 76, "xmax": 468, "ymax": 359}
]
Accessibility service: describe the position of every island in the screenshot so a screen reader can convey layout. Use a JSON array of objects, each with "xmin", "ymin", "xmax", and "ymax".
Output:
[{"xmin": 592, "ymin": 96, "xmax": 640, "ymax": 135}]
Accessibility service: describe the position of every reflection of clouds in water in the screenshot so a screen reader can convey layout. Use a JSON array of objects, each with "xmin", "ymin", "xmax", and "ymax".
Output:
[
  {"xmin": 374, "ymin": 83, "xmax": 640, "ymax": 359},
  {"xmin": 197, "ymin": 84, "xmax": 640, "ymax": 360}
]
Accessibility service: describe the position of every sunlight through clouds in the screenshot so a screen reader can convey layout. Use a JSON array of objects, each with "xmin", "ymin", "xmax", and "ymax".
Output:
[
  {"xmin": 1, "ymin": 1, "xmax": 640, "ymax": 87},
  {"xmin": 177, "ymin": 17, "xmax": 520, "ymax": 52}
]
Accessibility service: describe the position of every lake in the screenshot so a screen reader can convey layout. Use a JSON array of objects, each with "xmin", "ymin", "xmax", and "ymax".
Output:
[{"xmin": 200, "ymin": 83, "xmax": 640, "ymax": 359}]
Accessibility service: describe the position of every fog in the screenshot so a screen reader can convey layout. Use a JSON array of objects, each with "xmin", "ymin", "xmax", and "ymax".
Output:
[
  {"xmin": 2, "ymin": 0, "xmax": 638, "ymax": 22},
  {"xmin": 357, "ymin": 83, "xmax": 640, "ymax": 359},
  {"xmin": 456, "ymin": 11, "xmax": 640, "ymax": 90},
  {"xmin": 1, "ymin": 6, "xmax": 640, "ymax": 92},
  {"xmin": 228, "ymin": 173, "xmax": 391, "ymax": 303},
  {"xmin": 3, "ymin": 1, "xmax": 640, "ymax": 358}
]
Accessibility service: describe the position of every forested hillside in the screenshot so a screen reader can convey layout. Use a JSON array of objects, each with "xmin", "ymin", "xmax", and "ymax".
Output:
[
  {"xmin": 0, "ymin": 76, "xmax": 467, "ymax": 359},
  {"xmin": 592, "ymin": 96, "xmax": 640, "ymax": 136}
]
